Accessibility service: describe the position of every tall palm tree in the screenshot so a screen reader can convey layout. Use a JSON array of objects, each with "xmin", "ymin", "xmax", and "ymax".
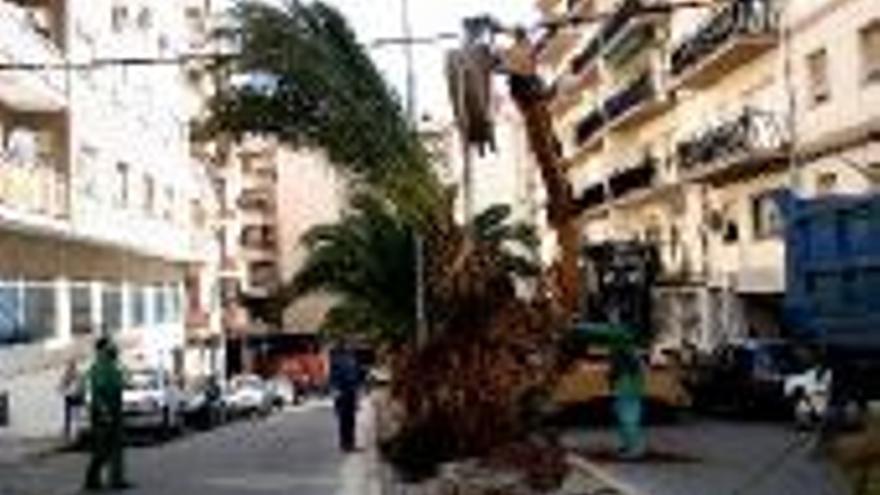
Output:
[{"xmin": 203, "ymin": 0, "xmax": 566, "ymax": 467}]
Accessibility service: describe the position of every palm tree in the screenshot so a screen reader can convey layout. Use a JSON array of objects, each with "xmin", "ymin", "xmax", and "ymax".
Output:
[
  {"xmin": 283, "ymin": 193, "xmax": 540, "ymax": 345},
  {"xmin": 203, "ymin": 0, "xmax": 567, "ymax": 469}
]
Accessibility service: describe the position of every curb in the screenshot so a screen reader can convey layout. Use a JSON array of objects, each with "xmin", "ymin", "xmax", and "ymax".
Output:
[{"xmin": 566, "ymin": 453, "xmax": 646, "ymax": 495}]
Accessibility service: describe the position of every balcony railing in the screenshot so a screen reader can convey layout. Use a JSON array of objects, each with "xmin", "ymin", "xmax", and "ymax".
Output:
[
  {"xmin": 603, "ymin": 71, "xmax": 655, "ymax": 125},
  {"xmin": 573, "ymin": 107, "xmax": 605, "ymax": 147},
  {"xmin": 575, "ymin": 182, "xmax": 607, "ymax": 211},
  {"xmin": 570, "ymin": 35, "xmax": 603, "ymax": 75},
  {"xmin": 237, "ymin": 189, "xmax": 274, "ymax": 212},
  {"xmin": 0, "ymin": 1, "xmax": 67, "ymax": 108},
  {"xmin": 670, "ymin": 0, "xmax": 778, "ymax": 85},
  {"xmin": 676, "ymin": 107, "xmax": 786, "ymax": 175},
  {"xmin": 608, "ymin": 152, "xmax": 657, "ymax": 198},
  {"xmin": 0, "ymin": 163, "xmax": 69, "ymax": 219}
]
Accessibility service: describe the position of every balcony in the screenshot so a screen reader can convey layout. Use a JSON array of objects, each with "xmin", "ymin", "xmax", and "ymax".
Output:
[
  {"xmin": 603, "ymin": 70, "xmax": 670, "ymax": 131},
  {"xmin": 0, "ymin": 161, "xmax": 69, "ymax": 220},
  {"xmin": 575, "ymin": 182, "xmax": 607, "ymax": 212},
  {"xmin": 608, "ymin": 152, "xmax": 658, "ymax": 198},
  {"xmin": 569, "ymin": 34, "xmax": 602, "ymax": 79},
  {"xmin": 241, "ymin": 225, "xmax": 277, "ymax": 257},
  {"xmin": 0, "ymin": 118, "xmax": 69, "ymax": 222},
  {"xmin": 237, "ymin": 188, "xmax": 274, "ymax": 212},
  {"xmin": 247, "ymin": 261, "xmax": 279, "ymax": 297},
  {"xmin": 573, "ymin": 106, "xmax": 605, "ymax": 151},
  {"xmin": 676, "ymin": 107, "xmax": 788, "ymax": 185},
  {"xmin": 600, "ymin": 0, "xmax": 666, "ymax": 66},
  {"xmin": 0, "ymin": 1, "xmax": 67, "ymax": 111},
  {"xmin": 670, "ymin": 0, "xmax": 778, "ymax": 89}
]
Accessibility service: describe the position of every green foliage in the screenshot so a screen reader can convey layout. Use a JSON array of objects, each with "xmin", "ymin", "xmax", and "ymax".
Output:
[
  {"xmin": 283, "ymin": 196, "xmax": 540, "ymax": 343},
  {"xmin": 203, "ymin": 0, "xmax": 441, "ymax": 225},
  {"xmin": 284, "ymin": 192, "xmax": 417, "ymax": 344}
]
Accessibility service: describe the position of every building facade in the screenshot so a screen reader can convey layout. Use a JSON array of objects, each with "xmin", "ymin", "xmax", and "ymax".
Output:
[
  {"xmin": 536, "ymin": 0, "xmax": 880, "ymax": 350},
  {"xmin": 0, "ymin": 0, "xmax": 218, "ymax": 438}
]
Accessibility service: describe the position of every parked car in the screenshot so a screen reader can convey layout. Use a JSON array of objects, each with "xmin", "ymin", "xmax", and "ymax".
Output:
[
  {"xmin": 225, "ymin": 374, "xmax": 273, "ymax": 418},
  {"xmin": 265, "ymin": 377, "xmax": 296, "ymax": 409},
  {"xmin": 690, "ymin": 340, "xmax": 808, "ymax": 418},
  {"xmin": 182, "ymin": 376, "xmax": 227, "ymax": 429},
  {"xmin": 122, "ymin": 369, "xmax": 185, "ymax": 437},
  {"xmin": 784, "ymin": 367, "xmax": 867, "ymax": 430}
]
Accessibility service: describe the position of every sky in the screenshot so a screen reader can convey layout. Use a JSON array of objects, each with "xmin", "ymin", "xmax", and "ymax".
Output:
[{"xmin": 324, "ymin": 0, "xmax": 538, "ymax": 120}]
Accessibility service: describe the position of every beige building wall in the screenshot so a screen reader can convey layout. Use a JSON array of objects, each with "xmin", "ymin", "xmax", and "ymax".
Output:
[{"xmin": 275, "ymin": 147, "xmax": 346, "ymax": 333}]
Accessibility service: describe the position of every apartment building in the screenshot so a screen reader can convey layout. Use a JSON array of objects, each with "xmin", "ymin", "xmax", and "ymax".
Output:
[
  {"xmin": 0, "ymin": 0, "xmax": 217, "ymax": 438},
  {"xmin": 536, "ymin": 0, "xmax": 880, "ymax": 350}
]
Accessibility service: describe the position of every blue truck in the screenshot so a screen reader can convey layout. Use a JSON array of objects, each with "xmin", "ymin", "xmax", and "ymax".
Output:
[{"xmin": 783, "ymin": 191, "xmax": 880, "ymax": 404}]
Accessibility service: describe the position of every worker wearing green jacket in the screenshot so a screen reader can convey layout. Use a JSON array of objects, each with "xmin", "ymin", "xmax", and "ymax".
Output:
[
  {"xmin": 610, "ymin": 346, "xmax": 646, "ymax": 459},
  {"xmin": 83, "ymin": 337, "xmax": 131, "ymax": 491}
]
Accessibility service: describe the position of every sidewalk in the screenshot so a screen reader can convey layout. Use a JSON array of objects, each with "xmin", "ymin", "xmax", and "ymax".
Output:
[
  {"xmin": 0, "ymin": 436, "xmax": 65, "ymax": 466},
  {"xmin": 562, "ymin": 420, "xmax": 846, "ymax": 495}
]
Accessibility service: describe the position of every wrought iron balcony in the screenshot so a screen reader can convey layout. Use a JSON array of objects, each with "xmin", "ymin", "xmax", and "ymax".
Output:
[
  {"xmin": 573, "ymin": 107, "xmax": 605, "ymax": 148},
  {"xmin": 603, "ymin": 71, "xmax": 656, "ymax": 127},
  {"xmin": 599, "ymin": 0, "xmax": 666, "ymax": 61},
  {"xmin": 575, "ymin": 182, "xmax": 607, "ymax": 212},
  {"xmin": 671, "ymin": 0, "xmax": 778, "ymax": 88},
  {"xmin": 676, "ymin": 107, "xmax": 787, "ymax": 180},
  {"xmin": 608, "ymin": 152, "xmax": 657, "ymax": 198},
  {"xmin": 570, "ymin": 35, "xmax": 603, "ymax": 75}
]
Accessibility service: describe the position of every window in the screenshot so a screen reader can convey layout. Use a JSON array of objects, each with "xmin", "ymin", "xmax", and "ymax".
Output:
[
  {"xmin": 163, "ymin": 187, "xmax": 175, "ymax": 221},
  {"xmin": 23, "ymin": 284, "xmax": 55, "ymax": 343},
  {"xmin": 169, "ymin": 284, "xmax": 181, "ymax": 322},
  {"xmin": 185, "ymin": 7, "xmax": 206, "ymax": 36},
  {"xmin": 116, "ymin": 162, "xmax": 129, "ymax": 207},
  {"xmin": 0, "ymin": 282, "xmax": 23, "ymax": 344},
  {"xmin": 101, "ymin": 284, "xmax": 122, "ymax": 334},
  {"xmin": 752, "ymin": 190, "xmax": 784, "ymax": 239},
  {"xmin": 70, "ymin": 284, "xmax": 93, "ymax": 336},
  {"xmin": 860, "ymin": 21, "xmax": 880, "ymax": 84},
  {"xmin": 816, "ymin": 172, "xmax": 838, "ymax": 195},
  {"xmin": 131, "ymin": 286, "xmax": 145, "ymax": 327},
  {"xmin": 806, "ymin": 48, "xmax": 830, "ymax": 106},
  {"xmin": 111, "ymin": 5, "xmax": 129, "ymax": 33},
  {"xmin": 136, "ymin": 7, "xmax": 152, "ymax": 30},
  {"xmin": 154, "ymin": 284, "xmax": 167, "ymax": 324},
  {"xmin": 143, "ymin": 174, "xmax": 155, "ymax": 214}
]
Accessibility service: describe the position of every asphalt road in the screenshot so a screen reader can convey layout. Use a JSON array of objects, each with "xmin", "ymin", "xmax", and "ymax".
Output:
[{"xmin": 0, "ymin": 400, "xmax": 381, "ymax": 495}]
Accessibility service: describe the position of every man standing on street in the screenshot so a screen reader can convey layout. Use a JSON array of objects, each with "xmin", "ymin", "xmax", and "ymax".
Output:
[
  {"xmin": 59, "ymin": 359, "xmax": 84, "ymax": 442},
  {"xmin": 84, "ymin": 337, "xmax": 132, "ymax": 491},
  {"xmin": 329, "ymin": 340, "xmax": 363, "ymax": 453}
]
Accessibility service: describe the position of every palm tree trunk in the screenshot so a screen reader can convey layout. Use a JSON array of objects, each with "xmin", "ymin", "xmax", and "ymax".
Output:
[{"xmin": 514, "ymin": 94, "xmax": 581, "ymax": 317}]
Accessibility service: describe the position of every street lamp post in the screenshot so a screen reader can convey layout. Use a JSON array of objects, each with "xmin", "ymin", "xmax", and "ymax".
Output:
[{"xmin": 399, "ymin": 0, "xmax": 429, "ymax": 348}]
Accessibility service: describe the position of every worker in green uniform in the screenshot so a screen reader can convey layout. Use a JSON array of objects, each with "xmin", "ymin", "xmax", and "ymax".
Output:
[
  {"xmin": 610, "ymin": 346, "xmax": 646, "ymax": 459},
  {"xmin": 83, "ymin": 337, "xmax": 132, "ymax": 491}
]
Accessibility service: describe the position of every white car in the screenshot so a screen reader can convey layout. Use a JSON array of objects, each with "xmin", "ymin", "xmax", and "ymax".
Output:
[
  {"xmin": 784, "ymin": 367, "xmax": 832, "ymax": 429},
  {"xmin": 784, "ymin": 367, "xmax": 866, "ymax": 429},
  {"xmin": 226, "ymin": 375, "xmax": 273, "ymax": 417},
  {"xmin": 122, "ymin": 369, "xmax": 184, "ymax": 437}
]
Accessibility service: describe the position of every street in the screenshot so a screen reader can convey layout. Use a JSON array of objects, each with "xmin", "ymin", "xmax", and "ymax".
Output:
[{"xmin": 0, "ymin": 401, "xmax": 381, "ymax": 495}]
